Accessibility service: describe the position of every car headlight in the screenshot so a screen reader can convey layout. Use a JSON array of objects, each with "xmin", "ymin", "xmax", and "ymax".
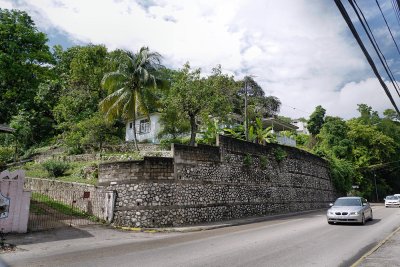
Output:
[{"xmin": 350, "ymin": 212, "xmax": 359, "ymax": 215}]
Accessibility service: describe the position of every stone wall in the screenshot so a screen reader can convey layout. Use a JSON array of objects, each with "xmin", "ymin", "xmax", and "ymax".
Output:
[
  {"xmin": 25, "ymin": 178, "xmax": 115, "ymax": 223},
  {"xmin": 99, "ymin": 135, "xmax": 337, "ymax": 228}
]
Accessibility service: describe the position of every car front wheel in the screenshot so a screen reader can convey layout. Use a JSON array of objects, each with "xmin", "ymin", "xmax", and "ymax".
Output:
[{"xmin": 360, "ymin": 214, "xmax": 366, "ymax": 225}]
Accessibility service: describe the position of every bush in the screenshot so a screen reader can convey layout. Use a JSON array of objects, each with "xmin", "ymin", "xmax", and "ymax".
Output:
[
  {"xmin": 42, "ymin": 160, "xmax": 70, "ymax": 177},
  {"xmin": 274, "ymin": 147, "xmax": 287, "ymax": 162},
  {"xmin": 330, "ymin": 157, "xmax": 354, "ymax": 194},
  {"xmin": 259, "ymin": 155, "xmax": 268, "ymax": 169},
  {"xmin": 0, "ymin": 146, "xmax": 14, "ymax": 163},
  {"xmin": 243, "ymin": 153, "xmax": 253, "ymax": 167}
]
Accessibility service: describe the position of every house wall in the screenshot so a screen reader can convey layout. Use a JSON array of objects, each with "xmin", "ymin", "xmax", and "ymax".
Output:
[
  {"xmin": 99, "ymin": 135, "xmax": 337, "ymax": 228},
  {"xmin": 125, "ymin": 113, "xmax": 162, "ymax": 143}
]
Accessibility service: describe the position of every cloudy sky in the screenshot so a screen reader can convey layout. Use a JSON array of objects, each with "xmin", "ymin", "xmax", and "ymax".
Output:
[{"xmin": 1, "ymin": 0, "xmax": 400, "ymax": 119}]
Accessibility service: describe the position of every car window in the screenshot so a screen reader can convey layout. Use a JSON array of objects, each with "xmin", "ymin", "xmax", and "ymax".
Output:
[
  {"xmin": 334, "ymin": 198, "xmax": 361, "ymax": 206},
  {"xmin": 386, "ymin": 196, "xmax": 396, "ymax": 200}
]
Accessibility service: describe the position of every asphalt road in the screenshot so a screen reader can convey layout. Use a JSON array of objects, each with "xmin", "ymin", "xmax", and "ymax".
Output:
[{"xmin": 4, "ymin": 204, "xmax": 400, "ymax": 267}]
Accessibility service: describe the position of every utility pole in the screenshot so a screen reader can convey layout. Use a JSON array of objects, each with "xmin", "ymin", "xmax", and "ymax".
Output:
[
  {"xmin": 244, "ymin": 78, "xmax": 248, "ymax": 141},
  {"xmin": 244, "ymin": 75, "xmax": 256, "ymax": 141},
  {"xmin": 374, "ymin": 172, "xmax": 379, "ymax": 202}
]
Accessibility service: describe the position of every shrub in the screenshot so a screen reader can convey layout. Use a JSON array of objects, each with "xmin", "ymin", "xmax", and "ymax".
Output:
[
  {"xmin": 243, "ymin": 153, "xmax": 253, "ymax": 167},
  {"xmin": 274, "ymin": 147, "xmax": 287, "ymax": 162},
  {"xmin": 0, "ymin": 146, "xmax": 14, "ymax": 163},
  {"xmin": 42, "ymin": 160, "xmax": 70, "ymax": 177},
  {"xmin": 259, "ymin": 155, "xmax": 268, "ymax": 169}
]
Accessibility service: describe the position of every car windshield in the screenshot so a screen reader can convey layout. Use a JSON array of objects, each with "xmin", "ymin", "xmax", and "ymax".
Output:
[
  {"xmin": 334, "ymin": 198, "xmax": 362, "ymax": 206},
  {"xmin": 386, "ymin": 196, "xmax": 398, "ymax": 200}
]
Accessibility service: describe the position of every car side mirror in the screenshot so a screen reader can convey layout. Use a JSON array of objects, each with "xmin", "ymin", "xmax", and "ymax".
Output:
[
  {"xmin": 384, "ymin": 198, "xmax": 386, "ymax": 200},
  {"xmin": 329, "ymin": 203, "xmax": 333, "ymax": 207}
]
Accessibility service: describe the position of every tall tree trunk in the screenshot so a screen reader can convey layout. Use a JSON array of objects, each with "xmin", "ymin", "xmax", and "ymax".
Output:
[
  {"xmin": 132, "ymin": 113, "xmax": 140, "ymax": 151},
  {"xmin": 189, "ymin": 114, "xmax": 197, "ymax": 146}
]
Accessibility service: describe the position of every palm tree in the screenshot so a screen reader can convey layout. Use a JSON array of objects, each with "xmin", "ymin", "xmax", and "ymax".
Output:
[{"xmin": 99, "ymin": 47, "xmax": 162, "ymax": 150}]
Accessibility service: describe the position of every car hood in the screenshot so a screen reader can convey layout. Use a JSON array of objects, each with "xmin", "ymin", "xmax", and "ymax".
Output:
[{"xmin": 329, "ymin": 206, "xmax": 363, "ymax": 212}]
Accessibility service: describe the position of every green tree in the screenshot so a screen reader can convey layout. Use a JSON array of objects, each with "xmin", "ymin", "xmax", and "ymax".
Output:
[
  {"xmin": 52, "ymin": 45, "xmax": 110, "ymax": 132},
  {"xmin": 64, "ymin": 112, "xmax": 122, "ymax": 154},
  {"xmin": 383, "ymin": 108, "xmax": 400, "ymax": 121},
  {"xmin": 347, "ymin": 120, "xmax": 397, "ymax": 167},
  {"xmin": 99, "ymin": 47, "xmax": 163, "ymax": 149},
  {"xmin": 0, "ymin": 9, "xmax": 53, "ymax": 123},
  {"xmin": 315, "ymin": 116, "xmax": 352, "ymax": 160},
  {"xmin": 357, "ymin": 104, "xmax": 380, "ymax": 125},
  {"xmin": 237, "ymin": 76, "xmax": 281, "ymax": 123},
  {"xmin": 162, "ymin": 64, "xmax": 235, "ymax": 146},
  {"xmin": 307, "ymin": 105, "xmax": 326, "ymax": 136}
]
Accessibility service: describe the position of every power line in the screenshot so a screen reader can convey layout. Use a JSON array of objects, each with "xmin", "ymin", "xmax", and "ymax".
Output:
[
  {"xmin": 334, "ymin": 0, "xmax": 400, "ymax": 115},
  {"xmin": 281, "ymin": 104, "xmax": 309, "ymax": 115},
  {"xmin": 352, "ymin": 0, "xmax": 400, "ymax": 98},
  {"xmin": 391, "ymin": 0, "xmax": 400, "ymax": 27},
  {"xmin": 376, "ymin": 0, "xmax": 400, "ymax": 57}
]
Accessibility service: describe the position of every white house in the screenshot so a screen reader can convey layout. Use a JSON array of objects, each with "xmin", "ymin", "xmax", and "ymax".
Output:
[
  {"xmin": 125, "ymin": 113, "xmax": 162, "ymax": 143},
  {"xmin": 291, "ymin": 120, "xmax": 309, "ymax": 135}
]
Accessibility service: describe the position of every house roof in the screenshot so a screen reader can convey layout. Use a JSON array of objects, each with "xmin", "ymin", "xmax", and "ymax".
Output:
[
  {"xmin": 0, "ymin": 124, "xmax": 15, "ymax": 133},
  {"xmin": 262, "ymin": 118, "xmax": 298, "ymax": 131}
]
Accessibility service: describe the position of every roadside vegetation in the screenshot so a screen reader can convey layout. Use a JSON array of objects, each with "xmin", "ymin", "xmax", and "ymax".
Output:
[{"xmin": 1, "ymin": 8, "xmax": 400, "ymax": 200}]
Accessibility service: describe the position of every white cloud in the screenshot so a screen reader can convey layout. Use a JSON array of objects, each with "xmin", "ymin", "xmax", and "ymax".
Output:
[{"xmin": 1, "ymin": 0, "xmax": 396, "ymax": 119}]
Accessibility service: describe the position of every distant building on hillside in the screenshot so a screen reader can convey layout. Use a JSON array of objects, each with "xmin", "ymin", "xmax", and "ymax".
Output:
[
  {"xmin": 125, "ymin": 113, "xmax": 162, "ymax": 144},
  {"xmin": 291, "ymin": 120, "xmax": 309, "ymax": 135}
]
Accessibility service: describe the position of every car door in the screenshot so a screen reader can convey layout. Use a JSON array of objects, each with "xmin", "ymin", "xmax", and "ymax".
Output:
[{"xmin": 362, "ymin": 198, "xmax": 371, "ymax": 219}]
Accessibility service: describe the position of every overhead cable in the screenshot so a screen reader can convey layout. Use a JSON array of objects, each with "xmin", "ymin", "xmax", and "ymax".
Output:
[
  {"xmin": 352, "ymin": 0, "xmax": 400, "ymax": 98},
  {"xmin": 334, "ymin": 0, "xmax": 400, "ymax": 115},
  {"xmin": 376, "ymin": 0, "xmax": 400, "ymax": 56}
]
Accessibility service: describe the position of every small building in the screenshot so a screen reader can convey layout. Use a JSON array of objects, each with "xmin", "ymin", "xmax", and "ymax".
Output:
[
  {"xmin": 261, "ymin": 118, "xmax": 298, "ymax": 147},
  {"xmin": 291, "ymin": 120, "xmax": 309, "ymax": 135},
  {"xmin": 125, "ymin": 113, "xmax": 162, "ymax": 143}
]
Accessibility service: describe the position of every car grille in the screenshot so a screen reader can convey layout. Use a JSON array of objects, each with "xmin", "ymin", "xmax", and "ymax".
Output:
[
  {"xmin": 329, "ymin": 218, "xmax": 358, "ymax": 222},
  {"xmin": 335, "ymin": 212, "xmax": 348, "ymax": 215}
]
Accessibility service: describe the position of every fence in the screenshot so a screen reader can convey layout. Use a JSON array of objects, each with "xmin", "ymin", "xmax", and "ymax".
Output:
[{"xmin": 27, "ymin": 189, "xmax": 115, "ymax": 231}]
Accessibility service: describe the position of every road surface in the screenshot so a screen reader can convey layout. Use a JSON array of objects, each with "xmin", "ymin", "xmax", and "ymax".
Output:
[{"xmin": 3, "ymin": 204, "xmax": 400, "ymax": 267}]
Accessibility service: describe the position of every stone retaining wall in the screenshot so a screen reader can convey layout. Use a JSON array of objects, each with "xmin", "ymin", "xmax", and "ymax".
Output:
[{"xmin": 99, "ymin": 135, "xmax": 337, "ymax": 228}]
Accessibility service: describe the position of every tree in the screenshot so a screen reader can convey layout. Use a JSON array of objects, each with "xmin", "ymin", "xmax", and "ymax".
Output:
[
  {"xmin": 0, "ymin": 9, "xmax": 53, "ymax": 123},
  {"xmin": 237, "ymin": 76, "xmax": 281, "ymax": 121},
  {"xmin": 52, "ymin": 45, "xmax": 110, "ymax": 132},
  {"xmin": 162, "ymin": 64, "xmax": 235, "ymax": 146},
  {"xmin": 307, "ymin": 105, "xmax": 326, "ymax": 136},
  {"xmin": 99, "ymin": 47, "xmax": 163, "ymax": 149},
  {"xmin": 357, "ymin": 104, "xmax": 380, "ymax": 125},
  {"xmin": 315, "ymin": 116, "xmax": 352, "ymax": 160},
  {"xmin": 383, "ymin": 109, "xmax": 400, "ymax": 121}
]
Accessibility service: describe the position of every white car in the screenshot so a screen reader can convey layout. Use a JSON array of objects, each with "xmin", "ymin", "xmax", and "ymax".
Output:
[{"xmin": 385, "ymin": 195, "xmax": 400, "ymax": 208}]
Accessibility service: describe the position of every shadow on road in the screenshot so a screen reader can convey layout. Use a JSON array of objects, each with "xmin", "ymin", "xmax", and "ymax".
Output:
[
  {"xmin": 4, "ymin": 226, "xmax": 94, "ymax": 246},
  {"xmin": 328, "ymin": 218, "xmax": 381, "ymax": 226}
]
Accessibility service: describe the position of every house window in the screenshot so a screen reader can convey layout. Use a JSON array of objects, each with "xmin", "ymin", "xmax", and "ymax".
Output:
[
  {"xmin": 129, "ymin": 122, "xmax": 133, "ymax": 129},
  {"xmin": 139, "ymin": 119, "xmax": 150, "ymax": 134}
]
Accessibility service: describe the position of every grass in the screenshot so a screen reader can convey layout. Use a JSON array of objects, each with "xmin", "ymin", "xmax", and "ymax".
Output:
[
  {"xmin": 18, "ymin": 161, "xmax": 99, "ymax": 185},
  {"xmin": 31, "ymin": 192, "xmax": 103, "ymax": 222}
]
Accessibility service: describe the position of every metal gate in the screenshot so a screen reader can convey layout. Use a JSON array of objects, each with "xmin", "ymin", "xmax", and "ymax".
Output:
[{"xmin": 27, "ymin": 189, "xmax": 115, "ymax": 231}]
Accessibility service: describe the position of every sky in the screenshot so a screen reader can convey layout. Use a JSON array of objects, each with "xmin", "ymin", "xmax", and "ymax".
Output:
[{"xmin": 1, "ymin": 0, "xmax": 400, "ymax": 119}]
